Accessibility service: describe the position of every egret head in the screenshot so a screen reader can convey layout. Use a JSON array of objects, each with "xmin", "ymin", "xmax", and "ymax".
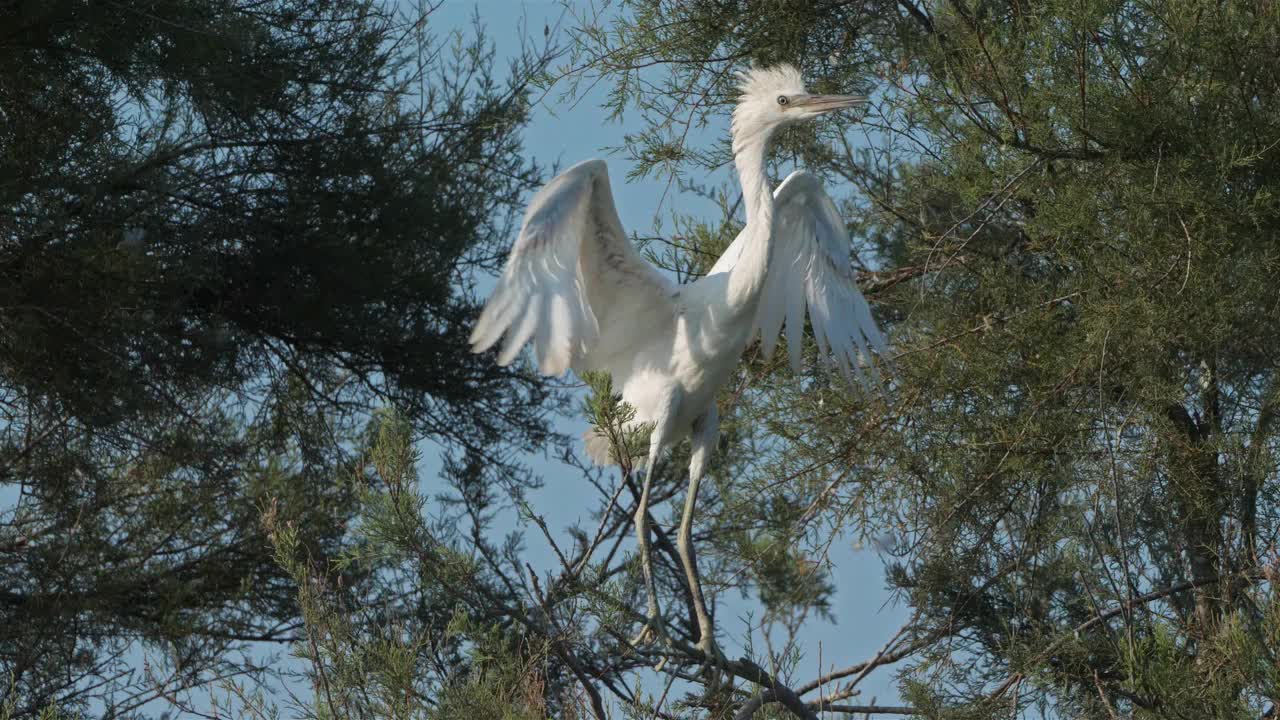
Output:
[{"xmin": 731, "ymin": 64, "xmax": 867, "ymax": 152}]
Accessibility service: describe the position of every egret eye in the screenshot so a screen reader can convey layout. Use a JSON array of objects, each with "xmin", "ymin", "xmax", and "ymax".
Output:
[{"xmin": 777, "ymin": 95, "xmax": 789, "ymax": 106}]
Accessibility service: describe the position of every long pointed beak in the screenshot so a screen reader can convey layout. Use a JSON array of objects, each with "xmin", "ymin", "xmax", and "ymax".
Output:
[{"xmin": 793, "ymin": 94, "xmax": 869, "ymax": 113}]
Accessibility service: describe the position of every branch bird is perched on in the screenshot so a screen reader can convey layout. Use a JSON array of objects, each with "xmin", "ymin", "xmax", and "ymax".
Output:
[{"xmin": 471, "ymin": 64, "xmax": 884, "ymax": 668}]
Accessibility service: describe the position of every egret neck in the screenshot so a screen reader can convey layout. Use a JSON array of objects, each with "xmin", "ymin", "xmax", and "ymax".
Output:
[{"xmin": 724, "ymin": 119, "xmax": 777, "ymax": 317}]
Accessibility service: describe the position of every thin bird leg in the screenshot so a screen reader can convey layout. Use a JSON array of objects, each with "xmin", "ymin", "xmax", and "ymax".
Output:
[
  {"xmin": 629, "ymin": 446, "xmax": 666, "ymax": 649},
  {"xmin": 678, "ymin": 405, "xmax": 726, "ymax": 684},
  {"xmin": 630, "ymin": 389, "xmax": 680, "ymax": 655},
  {"xmin": 678, "ymin": 465, "xmax": 715, "ymax": 652}
]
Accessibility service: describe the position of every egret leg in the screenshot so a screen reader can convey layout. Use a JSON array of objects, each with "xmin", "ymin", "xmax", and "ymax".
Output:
[
  {"xmin": 629, "ymin": 389, "xmax": 680, "ymax": 654},
  {"xmin": 678, "ymin": 405, "xmax": 726, "ymax": 684},
  {"xmin": 629, "ymin": 451, "xmax": 668, "ymax": 651}
]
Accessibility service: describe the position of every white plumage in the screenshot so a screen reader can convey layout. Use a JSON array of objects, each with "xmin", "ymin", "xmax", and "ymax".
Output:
[
  {"xmin": 712, "ymin": 170, "xmax": 886, "ymax": 381},
  {"xmin": 470, "ymin": 64, "xmax": 884, "ymax": 664}
]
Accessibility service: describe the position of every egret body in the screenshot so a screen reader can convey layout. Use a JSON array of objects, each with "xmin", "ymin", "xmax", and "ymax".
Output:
[{"xmin": 470, "ymin": 64, "xmax": 884, "ymax": 662}]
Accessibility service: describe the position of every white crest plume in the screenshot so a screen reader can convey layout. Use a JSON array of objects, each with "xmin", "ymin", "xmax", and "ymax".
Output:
[
  {"xmin": 731, "ymin": 64, "xmax": 806, "ymax": 150},
  {"xmin": 734, "ymin": 63, "xmax": 806, "ymax": 98}
]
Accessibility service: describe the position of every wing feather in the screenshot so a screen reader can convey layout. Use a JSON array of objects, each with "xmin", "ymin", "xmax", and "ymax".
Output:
[
  {"xmin": 471, "ymin": 159, "xmax": 674, "ymax": 376},
  {"xmin": 719, "ymin": 170, "xmax": 886, "ymax": 385}
]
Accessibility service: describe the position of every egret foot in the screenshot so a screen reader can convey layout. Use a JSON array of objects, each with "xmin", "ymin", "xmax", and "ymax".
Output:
[
  {"xmin": 695, "ymin": 634, "xmax": 729, "ymax": 691},
  {"xmin": 629, "ymin": 613, "xmax": 668, "ymax": 646},
  {"xmin": 629, "ymin": 613, "xmax": 673, "ymax": 671}
]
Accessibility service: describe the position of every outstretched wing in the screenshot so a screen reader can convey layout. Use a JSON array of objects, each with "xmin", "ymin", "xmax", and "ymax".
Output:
[
  {"xmin": 470, "ymin": 159, "xmax": 676, "ymax": 376},
  {"xmin": 710, "ymin": 170, "xmax": 885, "ymax": 383}
]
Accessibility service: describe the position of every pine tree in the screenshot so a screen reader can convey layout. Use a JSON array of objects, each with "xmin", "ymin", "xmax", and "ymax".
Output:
[
  {"xmin": 545, "ymin": 1, "xmax": 1280, "ymax": 717},
  {"xmin": 28, "ymin": 1, "xmax": 1277, "ymax": 718},
  {"xmin": 0, "ymin": 1, "xmax": 555, "ymax": 715}
]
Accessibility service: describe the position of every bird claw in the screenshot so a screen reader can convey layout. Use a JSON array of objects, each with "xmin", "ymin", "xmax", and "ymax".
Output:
[
  {"xmin": 629, "ymin": 614, "xmax": 675, "ymax": 670},
  {"xmin": 629, "ymin": 614, "xmax": 665, "ymax": 645},
  {"xmin": 695, "ymin": 635, "xmax": 730, "ymax": 691}
]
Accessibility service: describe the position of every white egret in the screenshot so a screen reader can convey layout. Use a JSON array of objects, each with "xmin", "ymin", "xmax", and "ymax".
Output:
[{"xmin": 470, "ymin": 64, "xmax": 885, "ymax": 663}]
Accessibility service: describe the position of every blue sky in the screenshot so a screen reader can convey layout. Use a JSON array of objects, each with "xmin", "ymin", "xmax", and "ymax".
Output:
[{"xmin": 428, "ymin": 0, "xmax": 912, "ymax": 709}]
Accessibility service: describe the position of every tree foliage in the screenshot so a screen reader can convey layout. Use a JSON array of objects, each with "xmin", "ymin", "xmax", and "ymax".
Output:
[
  {"xmin": 544, "ymin": 0, "xmax": 1280, "ymax": 717},
  {"xmin": 8, "ymin": 0, "xmax": 1280, "ymax": 719},
  {"xmin": 0, "ymin": 0, "xmax": 555, "ymax": 714}
]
